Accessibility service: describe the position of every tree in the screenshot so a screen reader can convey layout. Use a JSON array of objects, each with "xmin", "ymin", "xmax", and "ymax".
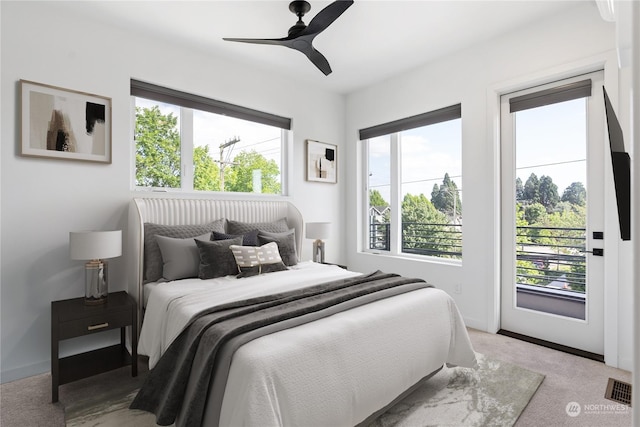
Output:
[
  {"xmin": 523, "ymin": 173, "xmax": 540, "ymax": 203},
  {"xmin": 524, "ymin": 202, "xmax": 547, "ymax": 224},
  {"xmin": 135, "ymin": 106, "xmax": 180, "ymax": 187},
  {"xmin": 369, "ymin": 189, "xmax": 388, "ymax": 208},
  {"xmin": 430, "ymin": 173, "xmax": 462, "ymax": 221},
  {"xmin": 193, "ymin": 145, "xmax": 221, "ymax": 191},
  {"xmin": 538, "ymin": 175, "xmax": 559, "ymax": 210},
  {"xmin": 224, "ymin": 150, "xmax": 281, "ymax": 194},
  {"xmin": 403, "ymin": 193, "xmax": 445, "ymax": 224},
  {"xmin": 561, "ymin": 182, "xmax": 586, "ymax": 206},
  {"xmin": 402, "ymin": 194, "xmax": 455, "ymax": 256},
  {"xmin": 515, "ymin": 177, "xmax": 524, "ymax": 201}
]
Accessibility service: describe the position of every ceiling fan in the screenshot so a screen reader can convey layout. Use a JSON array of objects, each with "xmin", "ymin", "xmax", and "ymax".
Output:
[{"xmin": 223, "ymin": 0, "xmax": 354, "ymax": 76}]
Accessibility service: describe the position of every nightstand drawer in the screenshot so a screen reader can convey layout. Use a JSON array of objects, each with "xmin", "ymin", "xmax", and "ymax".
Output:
[{"xmin": 58, "ymin": 310, "xmax": 130, "ymax": 340}]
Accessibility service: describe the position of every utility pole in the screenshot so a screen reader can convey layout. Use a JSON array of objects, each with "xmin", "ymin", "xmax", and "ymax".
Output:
[{"xmin": 216, "ymin": 137, "xmax": 240, "ymax": 191}]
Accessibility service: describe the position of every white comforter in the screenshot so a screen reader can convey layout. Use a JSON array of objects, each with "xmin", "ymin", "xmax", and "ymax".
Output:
[
  {"xmin": 139, "ymin": 262, "xmax": 477, "ymax": 426},
  {"xmin": 139, "ymin": 262, "xmax": 361, "ymax": 368}
]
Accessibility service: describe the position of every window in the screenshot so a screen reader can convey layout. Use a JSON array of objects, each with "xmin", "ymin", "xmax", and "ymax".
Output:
[
  {"xmin": 131, "ymin": 80, "xmax": 291, "ymax": 195},
  {"xmin": 361, "ymin": 105, "xmax": 462, "ymax": 260}
]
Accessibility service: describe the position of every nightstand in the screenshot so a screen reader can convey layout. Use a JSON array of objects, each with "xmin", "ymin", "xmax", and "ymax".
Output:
[{"xmin": 51, "ymin": 291, "xmax": 137, "ymax": 403}]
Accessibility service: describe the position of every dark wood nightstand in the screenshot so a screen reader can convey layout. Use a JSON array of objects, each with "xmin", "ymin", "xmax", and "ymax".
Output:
[{"xmin": 51, "ymin": 291, "xmax": 137, "ymax": 403}]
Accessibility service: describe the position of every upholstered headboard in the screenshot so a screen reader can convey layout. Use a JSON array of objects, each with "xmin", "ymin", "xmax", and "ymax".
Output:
[{"xmin": 127, "ymin": 197, "xmax": 304, "ymax": 317}]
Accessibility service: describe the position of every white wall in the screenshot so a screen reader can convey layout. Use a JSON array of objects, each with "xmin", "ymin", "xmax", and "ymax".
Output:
[
  {"xmin": 1, "ymin": 0, "xmax": 633, "ymax": 383},
  {"xmin": 0, "ymin": 1, "xmax": 345, "ymax": 382},
  {"xmin": 345, "ymin": 3, "xmax": 634, "ymax": 369}
]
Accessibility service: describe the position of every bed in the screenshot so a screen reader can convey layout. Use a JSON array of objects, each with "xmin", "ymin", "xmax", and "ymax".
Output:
[{"xmin": 127, "ymin": 197, "xmax": 476, "ymax": 427}]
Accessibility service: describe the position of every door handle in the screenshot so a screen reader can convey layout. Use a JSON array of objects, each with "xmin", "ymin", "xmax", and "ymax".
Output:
[{"xmin": 583, "ymin": 248, "xmax": 604, "ymax": 256}]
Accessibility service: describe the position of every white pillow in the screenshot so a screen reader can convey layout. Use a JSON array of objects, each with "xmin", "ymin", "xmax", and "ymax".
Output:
[{"xmin": 230, "ymin": 242, "xmax": 288, "ymax": 277}]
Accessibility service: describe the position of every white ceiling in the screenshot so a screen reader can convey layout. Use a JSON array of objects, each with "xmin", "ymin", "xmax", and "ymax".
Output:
[{"xmin": 56, "ymin": 0, "xmax": 589, "ymax": 94}]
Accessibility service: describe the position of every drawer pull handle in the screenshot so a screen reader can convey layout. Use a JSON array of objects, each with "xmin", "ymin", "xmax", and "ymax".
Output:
[{"xmin": 88, "ymin": 322, "xmax": 109, "ymax": 331}]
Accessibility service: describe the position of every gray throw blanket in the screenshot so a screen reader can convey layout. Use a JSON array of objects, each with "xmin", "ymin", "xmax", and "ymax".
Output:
[{"xmin": 130, "ymin": 271, "xmax": 432, "ymax": 427}]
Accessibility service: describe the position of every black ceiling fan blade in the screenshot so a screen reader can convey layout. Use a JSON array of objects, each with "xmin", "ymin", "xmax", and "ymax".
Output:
[
  {"xmin": 222, "ymin": 0, "xmax": 353, "ymax": 75},
  {"xmin": 222, "ymin": 37, "xmax": 287, "ymax": 46},
  {"xmin": 304, "ymin": 46, "xmax": 333, "ymax": 76},
  {"xmin": 302, "ymin": 0, "xmax": 354, "ymax": 37}
]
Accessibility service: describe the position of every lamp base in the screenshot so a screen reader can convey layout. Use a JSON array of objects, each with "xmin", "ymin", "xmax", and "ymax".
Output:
[
  {"xmin": 312, "ymin": 239, "xmax": 325, "ymax": 263},
  {"xmin": 85, "ymin": 260, "xmax": 108, "ymax": 305}
]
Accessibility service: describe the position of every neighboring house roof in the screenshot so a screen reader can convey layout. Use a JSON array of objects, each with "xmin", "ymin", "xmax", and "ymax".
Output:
[{"xmin": 369, "ymin": 206, "xmax": 390, "ymax": 216}]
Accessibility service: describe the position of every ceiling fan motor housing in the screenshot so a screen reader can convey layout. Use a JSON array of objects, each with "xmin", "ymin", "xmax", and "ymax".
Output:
[{"xmin": 288, "ymin": 1, "xmax": 311, "ymax": 36}]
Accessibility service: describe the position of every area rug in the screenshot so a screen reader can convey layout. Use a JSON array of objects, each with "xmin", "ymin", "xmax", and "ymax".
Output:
[
  {"xmin": 65, "ymin": 353, "xmax": 543, "ymax": 427},
  {"xmin": 369, "ymin": 353, "xmax": 544, "ymax": 426}
]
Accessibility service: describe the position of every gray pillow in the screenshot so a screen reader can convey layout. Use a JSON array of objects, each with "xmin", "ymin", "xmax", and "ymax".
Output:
[
  {"xmin": 156, "ymin": 233, "xmax": 210, "ymax": 281},
  {"xmin": 212, "ymin": 229, "xmax": 259, "ymax": 246},
  {"xmin": 195, "ymin": 237, "xmax": 243, "ymax": 280},
  {"xmin": 258, "ymin": 229, "xmax": 298, "ymax": 266},
  {"xmin": 226, "ymin": 218, "xmax": 288, "ymax": 235},
  {"xmin": 143, "ymin": 219, "xmax": 225, "ymax": 283}
]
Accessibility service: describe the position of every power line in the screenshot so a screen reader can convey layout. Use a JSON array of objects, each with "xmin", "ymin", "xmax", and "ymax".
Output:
[
  {"xmin": 237, "ymin": 137, "xmax": 280, "ymax": 149},
  {"xmin": 516, "ymin": 158, "xmax": 585, "ymax": 171},
  {"xmin": 369, "ymin": 183, "xmax": 463, "ymax": 193},
  {"xmin": 402, "ymin": 174, "xmax": 462, "ymax": 186}
]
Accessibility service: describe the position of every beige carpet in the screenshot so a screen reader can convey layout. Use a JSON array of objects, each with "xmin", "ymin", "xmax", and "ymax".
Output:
[{"xmin": 62, "ymin": 353, "xmax": 543, "ymax": 427}]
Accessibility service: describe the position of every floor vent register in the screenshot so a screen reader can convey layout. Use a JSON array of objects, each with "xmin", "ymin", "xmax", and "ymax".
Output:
[{"xmin": 605, "ymin": 378, "xmax": 632, "ymax": 406}]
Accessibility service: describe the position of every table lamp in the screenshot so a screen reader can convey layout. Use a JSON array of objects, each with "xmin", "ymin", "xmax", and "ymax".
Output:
[
  {"xmin": 305, "ymin": 222, "xmax": 330, "ymax": 263},
  {"xmin": 69, "ymin": 230, "xmax": 122, "ymax": 305}
]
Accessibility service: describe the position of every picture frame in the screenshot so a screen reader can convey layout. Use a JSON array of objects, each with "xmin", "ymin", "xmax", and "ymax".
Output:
[
  {"xmin": 306, "ymin": 140, "xmax": 337, "ymax": 184},
  {"xmin": 20, "ymin": 80, "xmax": 112, "ymax": 163}
]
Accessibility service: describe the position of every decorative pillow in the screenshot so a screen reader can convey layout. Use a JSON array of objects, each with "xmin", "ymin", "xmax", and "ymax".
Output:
[
  {"xmin": 143, "ymin": 219, "xmax": 225, "ymax": 283},
  {"xmin": 195, "ymin": 237, "xmax": 243, "ymax": 280},
  {"xmin": 156, "ymin": 233, "xmax": 210, "ymax": 281},
  {"xmin": 226, "ymin": 218, "xmax": 288, "ymax": 235},
  {"xmin": 212, "ymin": 229, "xmax": 259, "ymax": 247},
  {"xmin": 258, "ymin": 229, "xmax": 298, "ymax": 267},
  {"xmin": 230, "ymin": 241, "xmax": 288, "ymax": 278}
]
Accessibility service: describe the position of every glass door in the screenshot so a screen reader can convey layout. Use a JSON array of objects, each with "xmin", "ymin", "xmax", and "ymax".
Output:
[{"xmin": 500, "ymin": 72, "xmax": 605, "ymax": 356}]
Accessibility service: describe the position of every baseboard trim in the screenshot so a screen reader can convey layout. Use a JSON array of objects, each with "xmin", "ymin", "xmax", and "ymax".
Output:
[
  {"xmin": 497, "ymin": 329, "xmax": 605, "ymax": 363},
  {"xmin": 1, "ymin": 360, "xmax": 50, "ymax": 384}
]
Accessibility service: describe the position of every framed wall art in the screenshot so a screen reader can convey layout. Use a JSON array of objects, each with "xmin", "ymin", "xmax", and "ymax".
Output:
[
  {"xmin": 306, "ymin": 139, "xmax": 337, "ymax": 184},
  {"xmin": 20, "ymin": 80, "xmax": 112, "ymax": 163}
]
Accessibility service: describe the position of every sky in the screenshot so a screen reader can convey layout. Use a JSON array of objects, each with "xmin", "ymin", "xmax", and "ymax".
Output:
[
  {"xmin": 515, "ymin": 98, "xmax": 587, "ymax": 196},
  {"xmin": 368, "ymin": 97, "xmax": 588, "ymax": 208},
  {"xmin": 138, "ymin": 96, "xmax": 587, "ymax": 204},
  {"xmin": 135, "ymin": 97, "xmax": 282, "ymax": 169},
  {"xmin": 368, "ymin": 118, "xmax": 462, "ymax": 205}
]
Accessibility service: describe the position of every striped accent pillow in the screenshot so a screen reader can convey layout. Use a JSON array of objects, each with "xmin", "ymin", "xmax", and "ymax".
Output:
[{"xmin": 230, "ymin": 242, "xmax": 288, "ymax": 278}]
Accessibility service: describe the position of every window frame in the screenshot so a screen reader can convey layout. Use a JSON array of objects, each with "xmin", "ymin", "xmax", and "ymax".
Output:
[
  {"xmin": 130, "ymin": 80, "xmax": 292, "ymax": 197},
  {"xmin": 360, "ymin": 104, "xmax": 463, "ymax": 263}
]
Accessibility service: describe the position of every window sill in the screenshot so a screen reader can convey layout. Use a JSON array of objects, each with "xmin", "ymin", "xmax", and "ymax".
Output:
[
  {"xmin": 131, "ymin": 188, "xmax": 292, "ymax": 201},
  {"xmin": 357, "ymin": 250, "xmax": 462, "ymax": 268}
]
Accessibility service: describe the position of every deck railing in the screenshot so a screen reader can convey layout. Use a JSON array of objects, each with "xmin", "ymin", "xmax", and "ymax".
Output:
[
  {"xmin": 369, "ymin": 223, "xmax": 586, "ymax": 293},
  {"xmin": 516, "ymin": 225, "xmax": 586, "ymax": 294},
  {"xmin": 369, "ymin": 222, "xmax": 462, "ymax": 259},
  {"xmin": 369, "ymin": 222, "xmax": 587, "ymax": 318}
]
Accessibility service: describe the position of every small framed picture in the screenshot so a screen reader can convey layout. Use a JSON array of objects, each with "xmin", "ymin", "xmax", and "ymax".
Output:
[
  {"xmin": 306, "ymin": 140, "xmax": 337, "ymax": 184},
  {"xmin": 20, "ymin": 80, "xmax": 112, "ymax": 163}
]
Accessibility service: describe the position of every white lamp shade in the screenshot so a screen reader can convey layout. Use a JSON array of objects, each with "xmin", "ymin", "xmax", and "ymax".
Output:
[
  {"xmin": 305, "ymin": 222, "xmax": 331, "ymax": 240},
  {"xmin": 69, "ymin": 230, "xmax": 122, "ymax": 260}
]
